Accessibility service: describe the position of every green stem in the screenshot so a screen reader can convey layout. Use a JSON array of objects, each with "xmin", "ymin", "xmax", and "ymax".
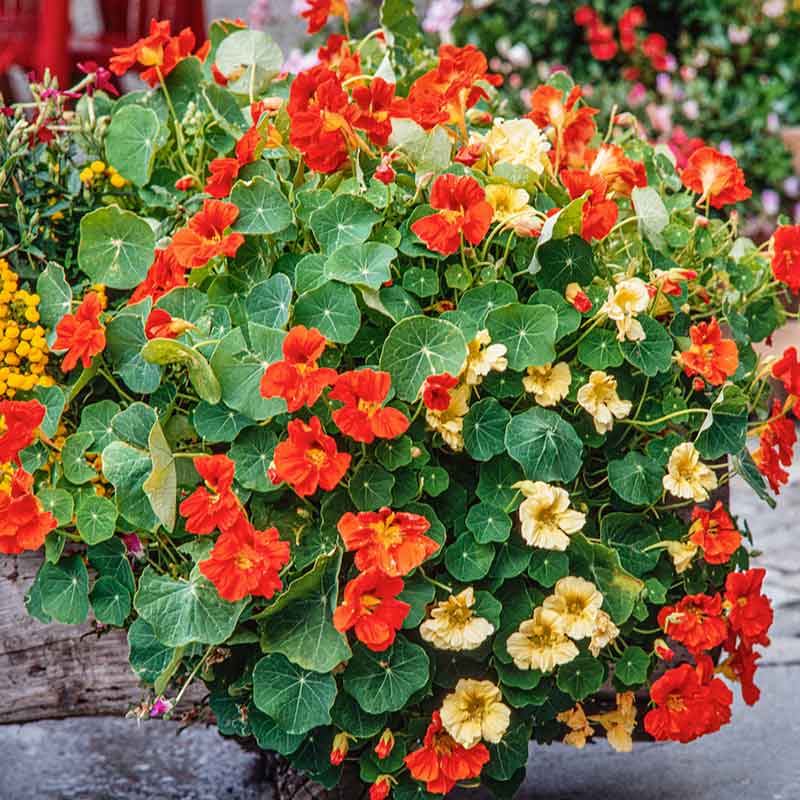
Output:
[
  {"xmin": 98, "ymin": 365, "xmax": 135, "ymax": 404},
  {"xmin": 618, "ymin": 408, "xmax": 708, "ymax": 428},
  {"xmin": 157, "ymin": 68, "xmax": 198, "ymax": 180}
]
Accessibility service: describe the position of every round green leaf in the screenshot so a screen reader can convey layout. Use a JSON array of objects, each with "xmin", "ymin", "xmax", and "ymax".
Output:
[
  {"xmin": 379, "ymin": 316, "xmax": 467, "ymax": 402},
  {"xmin": 459, "ymin": 281, "xmax": 518, "ymax": 326},
  {"xmin": 349, "ymin": 463, "xmax": 395, "ymax": 511},
  {"xmin": 78, "ymin": 400, "xmax": 122, "ymax": 452},
  {"xmin": 36, "ymin": 262, "xmax": 72, "ymax": 329},
  {"xmin": 106, "ymin": 105, "xmax": 161, "ymax": 186},
  {"xmin": 325, "ymin": 243, "xmax": 396, "ymax": 289},
  {"xmin": 343, "ymin": 637, "xmax": 430, "ymax": 714},
  {"xmin": 465, "ymin": 503, "xmax": 512, "ymax": 543},
  {"xmin": 484, "ymin": 718, "xmax": 531, "ymax": 781},
  {"xmin": 294, "ymin": 283, "xmax": 361, "ymax": 344},
  {"xmin": 463, "ymin": 397, "xmax": 512, "ymax": 462},
  {"xmin": 556, "ymin": 653, "xmax": 605, "ymax": 701},
  {"xmin": 608, "ymin": 452, "xmax": 664, "ymax": 506},
  {"xmin": 309, "ymin": 195, "xmax": 380, "ymax": 252},
  {"xmin": 245, "ymin": 274, "xmax": 293, "ymax": 328},
  {"xmin": 536, "ymin": 234, "xmax": 594, "ymax": 292},
  {"xmin": 476, "ymin": 456, "xmax": 524, "ymax": 509},
  {"xmin": 76, "ymin": 494, "xmax": 118, "ymax": 545},
  {"xmin": 62, "ymin": 432, "xmax": 97, "ymax": 485},
  {"xmin": 78, "ymin": 206, "xmax": 155, "ymax": 289},
  {"xmin": 331, "ymin": 692, "xmax": 387, "ymax": 739},
  {"xmin": 485, "ymin": 303, "xmax": 557, "ymax": 370},
  {"xmin": 505, "ymin": 407, "xmax": 584, "ymax": 483},
  {"xmin": 215, "ymin": 29, "xmax": 284, "ymax": 96},
  {"xmin": 401, "ymin": 267, "xmax": 439, "ymax": 297},
  {"xmin": 231, "ymin": 177, "xmax": 293, "ymax": 234},
  {"xmin": 37, "ymin": 488, "xmax": 74, "ymax": 527},
  {"xmin": 39, "ymin": 555, "xmax": 90, "ymax": 625},
  {"xmin": 527, "ymin": 550, "xmax": 569, "ymax": 587},
  {"xmin": 90, "ymin": 576, "xmax": 132, "ymax": 626},
  {"xmin": 192, "ymin": 401, "xmax": 251, "ymax": 443},
  {"xmin": 128, "ymin": 618, "xmax": 174, "ymax": 683},
  {"xmin": 615, "ymin": 646, "xmax": 651, "ymax": 686},
  {"xmin": 445, "ymin": 532, "xmax": 495, "ymax": 581},
  {"xmin": 229, "ymin": 426, "xmax": 278, "ymax": 492},
  {"xmin": 102, "ymin": 441, "xmax": 159, "ymax": 531},
  {"xmin": 577, "ymin": 328, "xmax": 624, "ymax": 369},
  {"xmin": 88, "ymin": 538, "xmax": 135, "ymax": 594},
  {"xmin": 253, "ymin": 653, "xmax": 336, "ymax": 735},
  {"xmin": 249, "ymin": 706, "xmax": 305, "ymax": 756},
  {"xmin": 375, "ymin": 435, "xmax": 413, "ymax": 471},
  {"xmin": 621, "ymin": 316, "xmax": 674, "ymax": 376}
]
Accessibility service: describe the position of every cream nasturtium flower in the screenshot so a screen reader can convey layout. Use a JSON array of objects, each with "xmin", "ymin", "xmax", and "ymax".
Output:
[
  {"xmin": 440, "ymin": 679, "xmax": 511, "ymax": 748},
  {"xmin": 506, "ymin": 607, "xmax": 579, "ymax": 672},
  {"xmin": 425, "ymin": 382, "xmax": 470, "ymax": 452},
  {"xmin": 522, "ymin": 362, "xmax": 572, "ymax": 407},
  {"xmin": 544, "ymin": 576, "xmax": 604, "ymax": 640},
  {"xmin": 666, "ymin": 539, "xmax": 699, "ymax": 573},
  {"xmin": 484, "ymin": 185, "xmax": 539, "ymax": 235},
  {"xmin": 588, "ymin": 609, "xmax": 620, "ymax": 656},
  {"xmin": 577, "ymin": 370, "xmax": 633, "ymax": 434},
  {"xmin": 512, "ymin": 480, "xmax": 586, "ymax": 550},
  {"xmin": 557, "ymin": 704, "xmax": 595, "ymax": 749},
  {"xmin": 601, "ymin": 277, "xmax": 651, "ymax": 341},
  {"xmin": 663, "ymin": 442, "xmax": 718, "ymax": 501},
  {"xmin": 589, "ymin": 692, "xmax": 637, "ymax": 753},
  {"xmin": 483, "ymin": 117, "xmax": 551, "ymax": 174},
  {"xmin": 463, "ymin": 329, "xmax": 508, "ymax": 385},
  {"xmin": 419, "ymin": 587, "xmax": 495, "ymax": 651}
]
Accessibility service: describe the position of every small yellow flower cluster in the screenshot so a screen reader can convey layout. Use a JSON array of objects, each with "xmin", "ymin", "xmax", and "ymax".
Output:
[
  {"xmin": 79, "ymin": 160, "xmax": 128, "ymax": 189},
  {"xmin": 0, "ymin": 461, "xmax": 15, "ymax": 492},
  {"xmin": 0, "ymin": 259, "xmax": 54, "ymax": 398}
]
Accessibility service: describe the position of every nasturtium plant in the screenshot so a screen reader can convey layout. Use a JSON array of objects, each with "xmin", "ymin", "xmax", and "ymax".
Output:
[{"xmin": 0, "ymin": 2, "xmax": 796, "ymax": 798}]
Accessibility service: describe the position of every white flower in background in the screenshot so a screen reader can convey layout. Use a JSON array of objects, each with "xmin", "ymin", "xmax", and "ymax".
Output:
[
  {"xmin": 283, "ymin": 48, "xmax": 319, "ymax": 75},
  {"xmin": 513, "ymin": 480, "xmax": 586, "ymax": 550},
  {"xmin": 422, "ymin": 0, "xmax": 463, "ymax": 37},
  {"xmin": 420, "ymin": 587, "xmax": 495, "ymax": 651},
  {"xmin": 577, "ymin": 371, "xmax": 633, "ymax": 434},
  {"xmin": 523, "ymin": 362, "xmax": 572, "ymax": 407},
  {"xmin": 544, "ymin": 576, "xmax": 604, "ymax": 640},
  {"xmin": 464, "ymin": 330, "xmax": 508, "ymax": 385},
  {"xmin": 440, "ymin": 679, "xmax": 511, "ymax": 747},
  {"xmin": 601, "ymin": 277, "xmax": 650, "ymax": 341},
  {"xmin": 483, "ymin": 118, "xmax": 551, "ymax": 174},
  {"xmin": 663, "ymin": 442, "xmax": 718, "ymax": 502}
]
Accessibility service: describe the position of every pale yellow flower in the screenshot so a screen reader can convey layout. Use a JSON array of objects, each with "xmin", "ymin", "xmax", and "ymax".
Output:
[
  {"xmin": 463, "ymin": 329, "xmax": 508, "ymax": 386},
  {"xmin": 589, "ymin": 692, "xmax": 637, "ymax": 753},
  {"xmin": 577, "ymin": 370, "xmax": 633, "ymax": 434},
  {"xmin": 666, "ymin": 539, "xmax": 699, "ymax": 573},
  {"xmin": 484, "ymin": 184, "xmax": 539, "ymax": 235},
  {"xmin": 663, "ymin": 442, "xmax": 718, "ymax": 501},
  {"xmin": 419, "ymin": 587, "xmax": 495, "ymax": 651},
  {"xmin": 588, "ymin": 609, "xmax": 620, "ymax": 656},
  {"xmin": 601, "ymin": 277, "xmax": 650, "ymax": 341},
  {"xmin": 483, "ymin": 117, "xmax": 551, "ymax": 174},
  {"xmin": 425, "ymin": 382, "xmax": 470, "ymax": 451},
  {"xmin": 557, "ymin": 704, "xmax": 595, "ymax": 749},
  {"xmin": 522, "ymin": 362, "xmax": 572, "ymax": 407},
  {"xmin": 512, "ymin": 480, "xmax": 586, "ymax": 550},
  {"xmin": 506, "ymin": 607, "xmax": 579, "ymax": 672},
  {"xmin": 544, "ymin": 576, "xmax": 604, "ymax": 640},
  {"xmin": 440, "ymin": 679, "xmax": 511, "ymax": 748}
]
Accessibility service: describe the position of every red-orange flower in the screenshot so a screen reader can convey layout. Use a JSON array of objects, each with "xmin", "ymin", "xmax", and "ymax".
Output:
[
  {"xmin": 288, "ymin": 65, "xmax": 363, "ymax": 173},
  {"xmin": 773, "ymin": 346, "xmax": 800, "ymax": 398},
  {"xmin": 0, "ymin": 400, "xmax": 45, "ymax": 465},
  {"xmin": 411, "ymin": 174, "xmax": 493, "ymax": 256},
  {"xmin": 333, "ymin": 569, "xmax": 410, "ymax": 651},
  {"xmin": 318, "ymin": 34, "xmax": 361, "ymax": 81},
  {"xmin": 53, "ymin": 292, "xmax": 106, "ymax": 372},
  {"xmin": 179, "ymin": 454, "xmax": 241, "ymax": 535},
  {"xmin": 0, "ymin": 469, "xmax": 57, "ymax": 555},
  {"xmin": 171, "ymin": 200, "xmax": 244, "ymax": 269},
  {"xmin": 144, "ymin": 308, "xmax": 193, "ymax": 340},
  {"xmin": 771, "ymin": 225, "xmax": 800, "ymax": 294},
  {"xmin": 205, "ymin": 158, "xmax": 241, "ymax": 199},
  {"xmin": 753, "ymin": 400, "xmax": 796, "ymax": 494},
  {"xmin": 721, "ymin": 638, "xmax": 762, "ymax": 706},
  {"xmin": 688, "ymin": 501, "xmax": 741, "ymax": 565},
  {"xmin": 404, "ymin": 711, "xmax": 490, "ymax": 795},
  {"xmin": 374, "ymin": 729, "xmax": 395, "ymax": 760},
  {"xmin": 352, "ymin": 78, "xmax": 409, "ymax": 148},
  {"xmin": 678, "ymin": 319, "xmax": 739, "ymax": 386},
  {"xmin": 300, "ymin": 0, "xmax": 349, "ymax": 35},
  {"xmin": 199, "ymin": 516, "xmax": 290, "ymax": 602},
  {"xmin": 724, "ymin": 568, "xmax": 773, "ymax": 647},
  {"xmin": 260, "ymin": 326, "xmax": 338, "ymax": 413},
  {"xmin": 422, "ymin": 373, "xmax": 459, "ymax": 411},
  {"xmin": 680, "ymin": 146, "xmax": 751, "ymax": 209},
  {"xmin": 407, "ymin": 45, "xmax": 501, "ymax": 132},
  {"xmin": 129, "ymin": 248, "xmax": 188, "ymax": 305},
  {"xmin": 329, "ymin": 369, "xmax": 409, "ymax": 444},
  {"xmin": 368, "ymin": 776, "xmax": 391, "ymax": 800},
  {"xmin": 273, "ymin": 416, "xmax": 351, "ymax": 497},
  {"xmin": 644, "ymin": 656, "xmax": 732, "ymax": 743},
  {"xmin": 658, "ymin": 593, "xmax": 728, "ymax": 655},
  {"xmin": 586, "ymin": 143, "xmax": 646, "ymax": 196},
  {"xmin": 559, "ymin": 169, "xmax": 618, "ymax": 241},
  {"xmin": 527, "ymin": 85, "xmax": 598, "ymax": 170},
  {"xmin": 337, "ymin": 507, "xmax": 438, "ymax": 577}
]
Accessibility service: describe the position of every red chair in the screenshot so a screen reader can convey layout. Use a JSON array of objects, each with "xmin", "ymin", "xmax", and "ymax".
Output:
[{"xmin": 0, "ymin": 1, "xmax": 205, "ymax": 89}]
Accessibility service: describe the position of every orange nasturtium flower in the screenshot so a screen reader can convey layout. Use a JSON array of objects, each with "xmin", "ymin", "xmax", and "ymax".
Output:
[
  {"xmin": 404, "ymin": 711, "xmax": 490, "ymax": 795},
  {"xmin": 688, "ymin": 501, "xmax": 742, "ymax": 565},
  {"xmin": 0, "ymin": 469, "xmax": 57, "ymax": 555},
  {"xmin": 559, "ymin": 169, "xmax": 618, "ymax": 241},
  {"xmin": 260, "ymin": 326, "xmax": 338, "ymax": 413},
  {"xmin": 678, "ymin": 319, "xmax": 739, "ymax": 386},
  {"xmin": 753, "ymin": 399, "xmax": 797, "ymax": 494},
  {"xmin": 144, "ymin": 308, "xmax": 193, "ymax": 340},
  {"xmin": 337, "ymin": 507, "xmax": 438, "ymax": 576},
  {"xmin": 272, "ymin": 416, "xmax": 351, "ymax": 497},
  {"xmin": 657, "ymin": 593, "xmax": 728, "ymax": 655},
  {"xmin": 771, "ymin": 224, "xmax": 800, "ymax": 294},
  {"xmin": 329, "ymin": 369, "xmax": 409, "ymax": 444},
  {"xmin": 199, "ymin": 516, "xmax": 290, "ymax": 602},
  {"xmin": 585, "ymin": 143, "xmax": 647, "ymax": 196},
  {"xmin": 300, "ymin": 0, "xmax": 349, "ymax": 35},
  {"xmin": 333, "ymin": 569, "xmax": 411, "ymax": 652},
  {"xmin": 724, "ymin": 568, "xmax": 773, "ymax": 647},
  {"xmin": 129, "ymin": 247, "xmax": 187, "ymax": 306},
  {"xmin": 411, "ymin": 174, "xmax": 493, "ymax": 256},
  {"xmin": 680, "ymin": 146, "xmax": 751, "ymax": 209},
  {"xmin": 0, "ymin": 399, "xmax": 45, "ymax": 464},
  {"xmin": 53, "ymin": 291, "xmax": 106, "ymax": 372},
  {"xmin": 179, "ymin": 454, "xmax": 241, "ymax": 535},
  {"xmin": 170, "ymin": 199, "xmax": 245, "ymax": 269}
]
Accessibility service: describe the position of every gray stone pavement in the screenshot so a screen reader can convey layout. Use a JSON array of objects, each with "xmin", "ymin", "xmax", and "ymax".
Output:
[{"xmin": 0, "ymin": 463, "xmax": 797, "ymax": 800}]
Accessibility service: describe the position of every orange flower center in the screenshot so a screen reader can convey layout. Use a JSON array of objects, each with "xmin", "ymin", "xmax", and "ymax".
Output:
[
  {"xmin": 322, "ymin": 110, "xmax": 350, "ymax": 134},
  {"xmin": 306, "ymin": 447, "xmax": 328, "ymax": 467},
  {"xmin": 138, "ymin": 44, "xmax": 165, "ymax": 67},
  {"xmin": 371, "ymin": 518, "xmax": 403, "ymax": 549},
  {"xmin": 737, "ymin": 597, "xmax": 748, "ymax": 608},
  {"xmin": 235, "ymin": 552, "xmax": 255, "ymax": 571},
  {"xmin": 0, "ymin": 415, "xmax": 6, "ymax": 436},
  {"xmin": 439, "ymin": 209, "xmax": 465, "ymax": 225},
  {"xmin": 432, "ymin": 731, "xmax": 457, "ymax": 756},
  {"xmin": 357, "ymin": 398, "xmax": 380, "ymax": 417},
  {"xmin": 360, "ymin": 593, "xmax": 382, "ymax": 612},
  {"xmin": 666, "ymin": 693, "xmax": 686, "ymax": 712}
]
